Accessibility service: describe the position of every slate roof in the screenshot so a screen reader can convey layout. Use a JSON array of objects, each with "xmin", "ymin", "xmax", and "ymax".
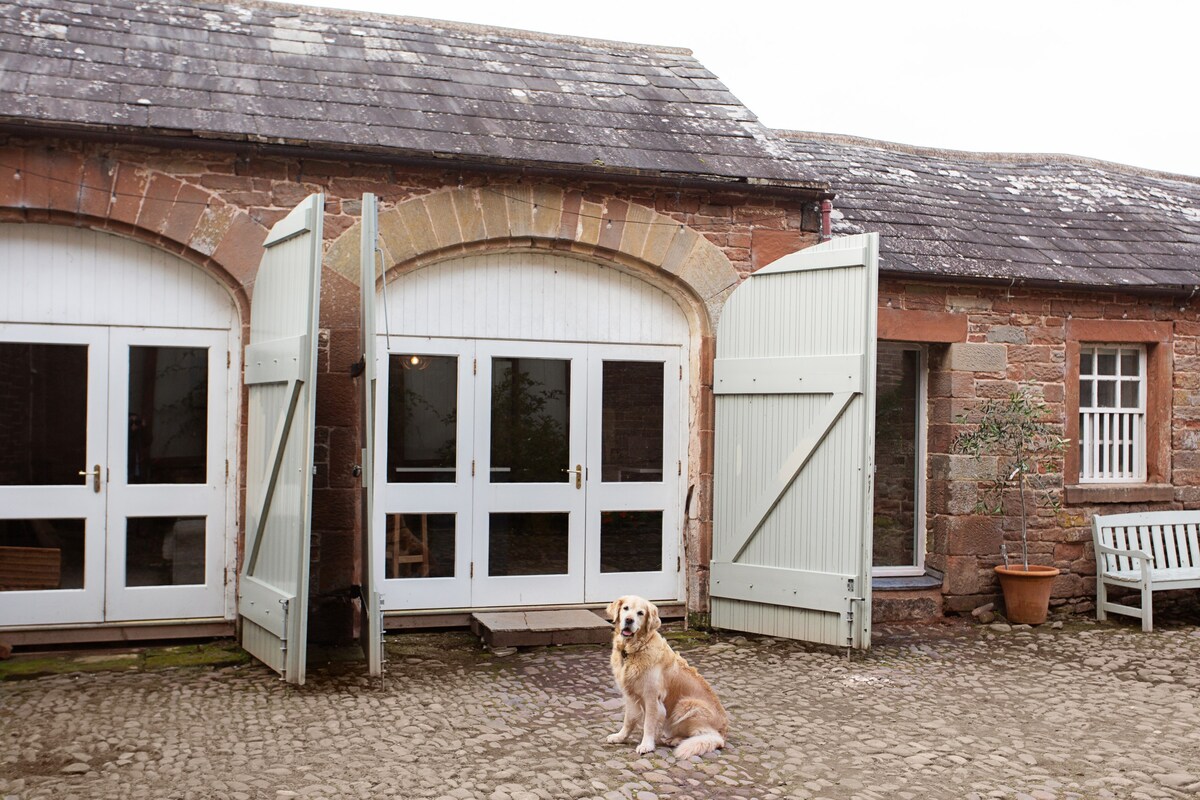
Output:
[
  {"xmin": 783, "ymin": 132, "xmax": 1200, "ymax": 291},
  {"xmin": 0, "ymin": 0, "xmax": 825, "ymax": 190}
]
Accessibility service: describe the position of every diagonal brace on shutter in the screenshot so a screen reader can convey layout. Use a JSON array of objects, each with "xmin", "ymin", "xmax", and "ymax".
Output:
[
  {"xmin": 243, "ymin": 334, "xmax": 310, "ymax": 573},
  {"xmin": 725, "ymin": 391, "xmax": 856, "ymax": 563}
]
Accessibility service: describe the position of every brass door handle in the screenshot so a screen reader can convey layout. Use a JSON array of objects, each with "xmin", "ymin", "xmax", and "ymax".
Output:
[
  {"xmin": 563, "ymin": 464, "xmax": 583, "ymax": 489},
  {"xmin": 78, "ymin": 465, "xmax": 101, "ymax": 493}
]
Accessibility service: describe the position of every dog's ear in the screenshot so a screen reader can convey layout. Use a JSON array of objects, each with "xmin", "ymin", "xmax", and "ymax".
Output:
[
  {"xmin": 647, "ymin": 601, "xmax": 661, "ymax": 633},
  {"xmin": 606, "ymin": 597, "xmax": 625, "ymax": 621}
]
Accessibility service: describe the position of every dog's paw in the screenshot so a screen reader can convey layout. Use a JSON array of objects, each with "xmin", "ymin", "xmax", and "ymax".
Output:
[
  {"xmin": 606, "ymin": 733, "xmax": 627, "ymax": 744},
  {"xmin": 635, "ymin": 740, "xmax": 656, "ymax": 755}
]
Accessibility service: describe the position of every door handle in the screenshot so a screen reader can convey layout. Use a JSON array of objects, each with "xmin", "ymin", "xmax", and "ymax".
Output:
[
  {"xmin": 78, "ymin": 465, "xmax": 102, "ymax": 493},
  {"xmin": 563, "ymin": 464, "xmax": 583, "ymax": 489}
]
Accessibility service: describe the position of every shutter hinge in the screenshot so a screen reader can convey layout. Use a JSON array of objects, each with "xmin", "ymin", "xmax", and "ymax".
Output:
[
  {"xmin": 227, "ymin": 351, "xmax": 231, "ymax": 369},
  {"xmin": 471, "ymin": 459, "xmax": 476, "ymax": 477},
  {"xmin": 676, "ymin": 557, "xmax": 680, "ymax": 572},
  {"xmin": 225, "ymin": 459, "xmax": 229, "ymax": 479},
  {"xmin": 473, "ymin": 358, "xmax": 477, "ymax": 375},
  {"xmin": 677, "ymin": 460, "xmax": 682, "ymax": 476},
  {"xmin": 470, "ymin": 561, "xmax": 474, "ymax": 578},
  {"xmin": 679, "ymin": 364, "xmax": 682, "ymax": 380}
]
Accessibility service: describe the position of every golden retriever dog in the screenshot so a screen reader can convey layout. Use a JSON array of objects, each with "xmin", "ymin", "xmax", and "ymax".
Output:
[{"xmin": 605, "ymin": 595, "xmax": 728, "ymax": 758}]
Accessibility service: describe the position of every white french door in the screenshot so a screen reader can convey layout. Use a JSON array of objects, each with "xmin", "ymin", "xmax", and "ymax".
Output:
[
  {"xmin": 375, "ymin": 336, "xmax": 682, "ymax": 610},
  {"xmin": 0, "ymin": 324, "xmax": 109, "ymax": 625},
  {"xmin": 0, "ymin": 323, "xmax": 229, "ymax": 627},
  {"xmin": 104, "ymin": 327, "xmax": 228, "ymax": 621}
]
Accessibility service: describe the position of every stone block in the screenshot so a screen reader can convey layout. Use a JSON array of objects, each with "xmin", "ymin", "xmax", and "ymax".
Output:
[
  {"xmin": 945, "ymin": 516, "xmax": 1003, "ymax": 555},
  {"xmin": 945, "ymin": 342, "xmax": 1006, "ymax": 373},
  {"xmin": 423, "ymin": 189, "xmax": 463, "ymax": 249},
  {"xmin": 986, "ymin": 326, "xmax": 1028, "ymax": 344},
  {"xmin": 872, "ymin": 589, "xmax": 943, "ymax": 623}
]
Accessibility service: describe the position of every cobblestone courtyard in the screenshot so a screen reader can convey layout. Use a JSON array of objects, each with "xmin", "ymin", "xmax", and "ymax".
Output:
[{"xmin": 3, "ymin": 618, "xmax": 1200, "ymax": 800}]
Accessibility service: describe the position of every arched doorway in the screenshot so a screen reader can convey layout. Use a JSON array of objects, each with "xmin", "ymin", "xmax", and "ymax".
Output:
[
  {"xmin": 0, "ymin": 224, "xmax": 239, "ymax": 627},
  {"xmin": 373, "ymin": 250, "xmax": 691, "ymax": 610}
]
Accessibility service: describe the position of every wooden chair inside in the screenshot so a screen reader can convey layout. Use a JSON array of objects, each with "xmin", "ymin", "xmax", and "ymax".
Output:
[
  {"xmin": 0, "ymin": 545, "xmax": 62, "ymax": 590},
  {"xmin": 387, "ymin": 514, "xmax": 430, "ymax": 578}
]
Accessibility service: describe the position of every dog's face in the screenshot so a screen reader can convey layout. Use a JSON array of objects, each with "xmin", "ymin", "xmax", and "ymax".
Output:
[{"xmin": 606, "ymin": 595, "xmax": 660, "ymax": 640}]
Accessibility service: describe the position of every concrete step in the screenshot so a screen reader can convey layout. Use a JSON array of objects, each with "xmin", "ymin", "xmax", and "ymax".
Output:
[{"xmin": 470, "ymin": 609, "xmax": 613, "ymax": 649}]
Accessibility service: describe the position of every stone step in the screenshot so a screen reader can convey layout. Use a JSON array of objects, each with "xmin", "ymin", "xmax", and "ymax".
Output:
[
  {"xmin": 470, "ymin": 609, "xmax": 613, "ymax": 649},
  {"xmin": 872, "ymin": 588, "xmax": 944, "ymax": 623}
]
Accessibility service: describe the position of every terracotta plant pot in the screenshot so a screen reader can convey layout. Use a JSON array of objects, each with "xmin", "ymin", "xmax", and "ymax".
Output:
[{"xmin": 994, "ymin": 564, "xmax": 1060, "ymax": 625}]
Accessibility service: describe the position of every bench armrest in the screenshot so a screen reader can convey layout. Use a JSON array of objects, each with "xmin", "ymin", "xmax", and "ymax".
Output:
[{"xmin": 1095, "ymin": 542, "xmax": 1154, "ymax": 580}]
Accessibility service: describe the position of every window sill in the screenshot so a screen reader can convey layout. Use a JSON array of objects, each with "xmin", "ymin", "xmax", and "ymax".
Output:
[
  {"xmin": 872, "ymin": 573, "xmax": 943, "ymax": 591},
  {"xmin": 1064, "ymin": 483, "xmax": 1175, "ymax": 504}
]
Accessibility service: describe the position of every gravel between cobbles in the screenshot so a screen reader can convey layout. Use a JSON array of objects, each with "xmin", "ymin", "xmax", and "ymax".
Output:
[{"xmin": 3, "ymin": 619, "xmax": 1200, "ymax": 800}]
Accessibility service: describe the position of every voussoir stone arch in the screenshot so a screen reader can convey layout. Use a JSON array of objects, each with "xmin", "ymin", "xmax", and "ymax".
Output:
[
  {"xmin": 325, "ymin": 184, "xmax": 740, "ymax": 332},
  {"xmin": 0, "ymin": 147, "xmax": 266, "ymax": 315}
]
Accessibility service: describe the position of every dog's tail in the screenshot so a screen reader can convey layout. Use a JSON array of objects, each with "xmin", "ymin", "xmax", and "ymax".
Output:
[{"xmin": 673, "ymin": 731, "xmax": 724, "ymax": 759}]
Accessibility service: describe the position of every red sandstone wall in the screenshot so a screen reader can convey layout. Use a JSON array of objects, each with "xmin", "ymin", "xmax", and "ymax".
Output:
[
  {"xmin": 0, "ymin": 135, "xmax": 814, "ymax": 637},
  {"xmin": 881, "ymin": 278, "xmax": 1200, "ymax": 615}
]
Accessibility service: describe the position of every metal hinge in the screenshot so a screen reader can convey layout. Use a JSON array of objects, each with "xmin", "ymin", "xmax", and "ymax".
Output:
[
  {"xmin": 473, "ymin": 358, "xmax": 477, "ymax": 375},
  {"xmin": 679, "ymin": 364, "xmax": 682, "ymax": 380},
  {"xmin": 471, "ymin": 459, "xmax": 476, "ymax": 477},
  {"xmin": 677, "ymin": 460, "xmax": 682, "ymax": 476},
  {"xmin": 225, "ymin": 459, "xmax": 229, "ymax": 479},
  {"xmin": 676, "ymin": 557, "xmax": 681, "ymax": 572},
  {"xmin": 227, "ymin": 351, "xmax": 231, "ymax": 369},
  {"xmin": 470, "ymin": 562, "xmax": 474, "ymax": 578}
]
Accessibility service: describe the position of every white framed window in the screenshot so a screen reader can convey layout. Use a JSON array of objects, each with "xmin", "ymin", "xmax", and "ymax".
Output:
[{"xmin": 1078, "ymin": 344, "xmax": 1146, "ymax": 483}]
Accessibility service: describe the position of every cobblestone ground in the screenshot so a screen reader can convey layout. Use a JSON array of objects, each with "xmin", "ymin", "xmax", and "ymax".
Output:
[{"xmin": 3, "ymin": 618, "xmax": 1200, "ymax": 800}]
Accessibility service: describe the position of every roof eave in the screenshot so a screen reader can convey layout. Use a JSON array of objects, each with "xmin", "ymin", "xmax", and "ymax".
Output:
[
  {"xmin": 879, "ymin": 267, "xmax": 1200, "ymax": 299},
  {"xmin": 2, "ymin": 119, "xmax": 830, "ymax": 199}
]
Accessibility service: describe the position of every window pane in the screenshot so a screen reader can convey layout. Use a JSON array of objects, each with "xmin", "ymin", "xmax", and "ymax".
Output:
[
  {"xmin": 602, "ymin": 361, "xmax": 664, "ymax": 482},
  {"xmin": 872, "ymin": 345, "xmax": 920, "ymax": 568},
  {"xmin": 0, "ymin": 342, "xmax": 88, "ymax": 486},
  {"xmin": 1096, "ymin": 380, "xmax": 1116, "ymax": 407},
  {"xmin": 1079, "ymin": 349, "xmax": 1093, "ymax": 377},
  {"xmin": 490, "ymin": 358, "xmax": 569, "ymax": 483},
  {"xmin": 1120, "ymin": 350, "xmax": 1139, "ymax": 376},
  {"xmin": 1120, "ymin": 381, "xmax": 1139, "ymax": 409},
  {"xmin": 385, "ymin": 513, "xmax": 454, "ymax": 579},
  {"xmin": 388, "ymin": 355, "xmax": 457, "ymax": 483},
  {"xmin": 600, "ymin": 510, "xmax": 663, "ymax": 573},
  {"xmin": 488, "ymin": 513, "xmax": 568, "ymax": 576},
  {"xmin": 1079, "ymin": 380, "xmax": 1093, "ymax": 407},
  {"xmin": 0, "ymin": 519, "xmax": 86, "ymax": 591},
  {"xmin": 1096, "ymin": 350, "xmax": 1117, "ymax": 376},
  {"xmin": 128, "ymin": 346, "xmax": 208, "ymax": 484},
  {"xmin": 125, "ymin": 517, "xmax": 205, "ymax": 586}
]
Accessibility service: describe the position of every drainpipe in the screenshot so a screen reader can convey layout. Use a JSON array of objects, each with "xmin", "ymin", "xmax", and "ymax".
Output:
[{"xmin": 820, "ymin": 199, "xmax": 832, "ymax": 242}]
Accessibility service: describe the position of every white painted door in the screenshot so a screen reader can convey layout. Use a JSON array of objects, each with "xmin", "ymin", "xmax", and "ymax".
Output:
[
  {"xmin": 472, "ymin": 340, "xmax": 588, "ymax": 606},
  {"xmin": 374, "ymin": 336, "xmax": 683, "ymax": 610},
  {"xmin": 375, "ymin": 336, "xmax": 476, "ymax": 610},
  {"xmin": 711, "ymin": 233, "xmax": 879, "ymax": 650},
  {"xmin": 0, "ymin": 323, "xmax": 109, "ymax": 626},
  {"xmin": 584, "ymin": 345, "xmax": 682, "ymax": 603},
  {"xmin": 104, "ymin": 327, "xmax": 228, "ymax": 621},
  {"xmin": 238, "ymin": 195, "xmax": 323, "ymax": 684}
]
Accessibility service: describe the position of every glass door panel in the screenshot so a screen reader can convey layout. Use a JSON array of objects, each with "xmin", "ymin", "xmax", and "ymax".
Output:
[
  {"xmin": 585, "ymin": 345, "xmax": 681, "ymax": 603},
  {"xmin": 104, "ymin": 328, "xmax": 228, "ymax": 621},
  {"xmin": 0, "ymin": 324, "xmax": 108, "ymax": 625},
  {"xmin": 473, "ymin": 341, "xmax": 586, "ymax": 606},
  {"xmin": 872, "ymin": 343, "xmax": 926, "ymax": 575},
  {"xmin": 376, "ymin": 337, "xmax": 474, "ymax": 610}
]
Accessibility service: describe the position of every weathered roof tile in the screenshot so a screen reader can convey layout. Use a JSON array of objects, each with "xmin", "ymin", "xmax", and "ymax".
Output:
[
  {"xmin": 0, "ymin": 0, "xmax": 824, "ymax": 188},
  {"xmin": 784, "ymin": 132, "xmax": 1200, "ymax": 291}
]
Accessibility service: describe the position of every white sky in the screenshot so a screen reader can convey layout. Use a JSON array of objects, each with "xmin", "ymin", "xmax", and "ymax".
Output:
[{"xmin": 263, "ymin": 0, "xmax": 1200, "ymax": 178}]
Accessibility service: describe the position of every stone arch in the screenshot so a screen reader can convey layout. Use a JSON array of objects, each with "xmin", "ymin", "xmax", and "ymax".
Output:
[
  {"xmin": 326, "ymin": 184, "xmax": 741, "ymax": 334},
  {"xmin": 0, "ymin": 147, "xmax": 268, "ymax": 321}
]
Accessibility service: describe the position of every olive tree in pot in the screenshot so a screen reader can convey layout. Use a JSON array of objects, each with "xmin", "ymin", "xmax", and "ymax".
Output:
[{"xmin": 953, "ymin": 385, "xmax": 1068, "ymax": 624}]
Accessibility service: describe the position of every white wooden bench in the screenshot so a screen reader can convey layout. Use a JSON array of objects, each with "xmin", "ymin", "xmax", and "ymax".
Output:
[{"xmin": 1092, "ymin": 510, "xmax": 1200, "ymax": 632}]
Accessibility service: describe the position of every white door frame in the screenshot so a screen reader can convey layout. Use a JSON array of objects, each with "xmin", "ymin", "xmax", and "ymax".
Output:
[
  {"xmin": 103, "ymin": 326, "xmax": 229, "ymax": 621},
  {"xmin": 872, "ymin": 343, "xmax": 928, "ymax": 578},
  {"xmin": 0, "ymin": 323, "xmax": 109, "ymax": 626}
]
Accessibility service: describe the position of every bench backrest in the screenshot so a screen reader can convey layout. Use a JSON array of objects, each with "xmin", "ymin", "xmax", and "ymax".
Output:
[{"xmin": 1092, "ymin": 510, "xmax": 1200, "ymax": 573}]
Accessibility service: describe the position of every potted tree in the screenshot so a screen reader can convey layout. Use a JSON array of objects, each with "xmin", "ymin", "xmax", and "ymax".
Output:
[{"xmin": 953, "ymin": 385, "xmax": 1068, "ymax": 624}]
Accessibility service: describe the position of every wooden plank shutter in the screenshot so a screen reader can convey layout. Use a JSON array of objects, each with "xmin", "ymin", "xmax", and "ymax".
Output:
[
  {"xmin": 358, "ymin": 193, "xmax": 383, "ymax": 676},
  {"xmin": 710, "ymin": 233, "xmax": 878, "ymax": 649},
  {"xmin": 238, "ymin": 195, "xmax": 324, "ymax": 684}
]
